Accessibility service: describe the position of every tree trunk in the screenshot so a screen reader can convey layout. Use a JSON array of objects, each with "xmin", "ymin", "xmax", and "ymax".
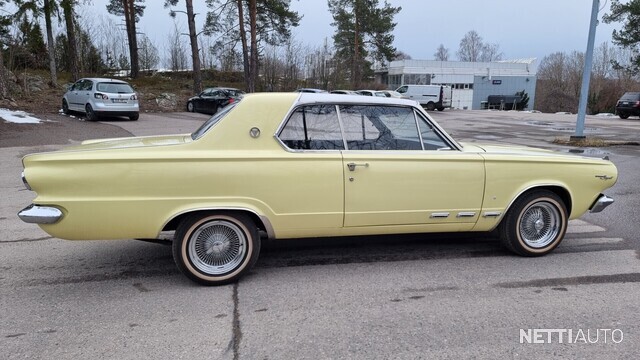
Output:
[
  {"xmin": 237, "ymin": 0, "xmax": 250, "ymax": 92},
  {"xmin": 43, "ymin": 0, "xmax": 58, "ymax": 87},
  {"xmin": 186, "ymin": 0, "xmax": 201, "ymax": 93},
  {"xmin": 62, "ymin": 0, "xmax": 79, "ymax": 81},
  {"xmin": 249, "ymin": 0, "xmax": 258, "ymax": 92},
  {"xmin": 0, "ymin": 49, "xmax": 7, "ymax": 99},
  {"xmin": 123, "ymin": 0, "xmax": 139, "ymax": 78},
  {"xmin": 352, "ymin": 1, "xmax": 360, "ymax": 89}
]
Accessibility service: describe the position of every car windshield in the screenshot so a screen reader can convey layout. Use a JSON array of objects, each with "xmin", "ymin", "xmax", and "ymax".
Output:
[
  {"xmin": 97, "ymin": 82, "xmax": 134, "ymax": 94},
  {"xmin": 191, "ymin": 102, "xmax": 239, "ymax": 140}
]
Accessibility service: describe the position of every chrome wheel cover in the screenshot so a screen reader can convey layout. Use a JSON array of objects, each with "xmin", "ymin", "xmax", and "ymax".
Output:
[
  {"xmin": 519, "ymin": 201, "xmax": 561, "ymax": 248},
  {"xmin": 188, "ymin": 220, "xmax": 247, "ymax": 275}
]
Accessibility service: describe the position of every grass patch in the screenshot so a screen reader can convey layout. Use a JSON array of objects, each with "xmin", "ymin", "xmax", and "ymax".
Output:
[{"xmin": 553, "ymin": 137, "xmax": 640, "ymax": 147}]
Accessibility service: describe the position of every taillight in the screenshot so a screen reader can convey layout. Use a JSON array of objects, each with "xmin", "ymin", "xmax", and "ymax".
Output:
[
  {"xmin": 130, "ymin": 94, "xmax": 138, "ymax": 100},
  {"xmin": 228, "ymin": 98, "xmax": 235, "ymax": 104},
  {"xmin": 94, "ymin": 93, "xmax": 108, "ymax": 100},
  {"xmin": 635, "ymin": 100, "xmax": 640, "ymax": 108}
]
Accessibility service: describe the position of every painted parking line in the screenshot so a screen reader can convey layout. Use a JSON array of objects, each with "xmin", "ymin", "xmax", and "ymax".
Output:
[
  {"xmin": 562, "ymin": 237, "xmax": 625, "ymax": 246},
  {"xmin": 566, "ymin": 219, "xmax": 606, "ymax": 234}
]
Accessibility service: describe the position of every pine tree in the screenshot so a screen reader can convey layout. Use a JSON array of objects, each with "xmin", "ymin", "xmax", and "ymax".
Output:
[
  {"xmin": 328, "ymin": 0, "xmax": 400, "ymax": 89},
  {"xmin": 603, "ymin": 0, "xmax": 640, "ymax": 74},
  {"xmin": 107, "ymin": 0, "xmax": 145, "ymax": 78}
]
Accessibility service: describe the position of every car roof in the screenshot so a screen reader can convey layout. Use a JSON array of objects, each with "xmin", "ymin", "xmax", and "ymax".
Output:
[
  {"xmin": 296, "ymin": 92, "xmax": 418, "ymax": 106},
  {"xmin": 79, "ymin": 77, "xmax": 130, "ymax": 84}
]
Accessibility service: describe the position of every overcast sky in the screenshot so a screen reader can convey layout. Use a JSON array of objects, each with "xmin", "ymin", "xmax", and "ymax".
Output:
[{"xmin": 89, "ymin": 0, "xmax": 621, "ymax": 66}]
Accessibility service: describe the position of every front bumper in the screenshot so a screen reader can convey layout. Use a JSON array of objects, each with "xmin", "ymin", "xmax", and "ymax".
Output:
[
  {"xmin": 589, "ymin": 194, "xmax": 614, "ymax": 213},
  {"xmin": 18, "ymin": 204, "xmax": 63, "ymax": 224}
]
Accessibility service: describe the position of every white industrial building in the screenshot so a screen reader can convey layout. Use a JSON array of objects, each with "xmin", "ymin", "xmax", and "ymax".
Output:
[{"xmin": 375, "ymin": 59, "xmax": 537, "ymax": 110}]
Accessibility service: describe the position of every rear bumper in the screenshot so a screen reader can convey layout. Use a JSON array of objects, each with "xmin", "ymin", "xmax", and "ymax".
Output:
[
  {"xmin": 18, "ymin": 204, "xmax": 63, "ymax": 224},
  {"xmin": 589, "ymin": 194, "xmax": 614, "ymax": 213}
]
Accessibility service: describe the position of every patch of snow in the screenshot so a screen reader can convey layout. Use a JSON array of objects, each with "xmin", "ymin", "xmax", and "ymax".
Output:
[
  {"xmin": 595, "ymin": 113, "xmax": 616, "ymax": 117},
  {"xmin": 0, "ymin": 108, "xmax": 41, "ymax": 124}
]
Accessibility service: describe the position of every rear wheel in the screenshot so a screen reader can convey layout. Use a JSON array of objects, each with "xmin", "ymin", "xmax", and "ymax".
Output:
[
  {"xmin": 173, "ymin": 213, "xmax": 260, "ymax": 285},
  {"xmin": 618, "ymin": 112, "xmax": 629, "ymax": 119},
  {"xmin": 85, "ymin": 104, "xmax": 97, "ymax": 121},
  {"xmin": 499, "ymin": 190, "xmax": 568, "ymax": 256},
  {"xmin": 129, "ymin": 113, "xmax": 139, "ymax": 121},
  {"xmin": 425, "ymin": 102, "xmax": 436, "ymax": 111},
  {"xmin": 62, "ymin": 99, "xmax": 69, "ymax": 114}
]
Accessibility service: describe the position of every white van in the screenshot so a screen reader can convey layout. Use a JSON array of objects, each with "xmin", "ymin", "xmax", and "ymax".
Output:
[{"xmin": 395, "ymin": 85, "xmax": 452, "ymax": 111}]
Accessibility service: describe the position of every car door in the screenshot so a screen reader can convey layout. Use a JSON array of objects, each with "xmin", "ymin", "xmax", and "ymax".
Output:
[
  {"xmin": 77, "ymin": 79, "xmax": 94, "ymax": 110},
  {"xmin": 340, "ymin": 105, "xmax": 485, "ymax": 229},
  {"xmin": 67, "ymin": 80, "xmax": 85, "ymax": 110},
  {"xmin": 273, "ymin": 104, "xmax": 346, "ymax": 235},
  {"xmin": 193, "ymin": 89, "xmax": 211, "ymax": 113}
]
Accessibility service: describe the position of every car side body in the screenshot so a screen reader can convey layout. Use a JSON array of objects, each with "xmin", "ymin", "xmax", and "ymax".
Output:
[
  {"xmin": 186, "ymin": 87, "xmax": 244, "ymax": 114},
  {"xmin": 62, "ymin": 78, "xmax": 139, "ymax": 121},
  {"xmin": 20, "ymin": 93, "xmax": 618, "ymax": 285}
]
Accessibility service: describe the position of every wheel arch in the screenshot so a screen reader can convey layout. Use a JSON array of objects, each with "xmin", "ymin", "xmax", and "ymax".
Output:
[
  {"xmin": 502, "ymin": 185, "xmax": 573, "ymax": 222},
  {"xmin": 162, "ymin": 208, "xmax": 275, "ymax": 240}
]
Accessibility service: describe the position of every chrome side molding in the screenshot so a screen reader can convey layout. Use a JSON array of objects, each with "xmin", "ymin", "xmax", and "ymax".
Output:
[
  {"xmin": 483, "ymin": 211, "xmax": 502, "ymax": 218},
  {"xmin": 456, "ymin": 212, "xmax": 476, "ymax": 218},
  {"xmin": 430, "ymin": 212, "xmax": 450, "ymax": 219}
]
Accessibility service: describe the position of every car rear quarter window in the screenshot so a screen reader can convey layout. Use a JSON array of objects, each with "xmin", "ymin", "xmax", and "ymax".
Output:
[{"xmin": 278, "ymin": 105, "xmax": 345, "ymax": 150}]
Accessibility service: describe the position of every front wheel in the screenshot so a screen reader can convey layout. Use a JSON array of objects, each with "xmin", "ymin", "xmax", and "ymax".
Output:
[
  {"xmin": 129, "ymin": 113, "xmax": 139, "ymax": 121},
  {"xmin": 187, "ymin": 101, "xmax": 195, "ymax": 112},
  {"xmin": 499, "ymin": 190, "xmax": 568, "ymax": 256},
  {"xmin": 437, "ymin": 106, "xmax": 445, "ymax": 111},
  {"xmin": 618, "ymin": 112, "xmax": 629, "ymax": 119},
  {"xmin": 173, "ymin": 213, "xmax": 261, "ymax": 285},
  {"xmin": 62, "ymin": 99, "xmax": 69, "ymax": 114}
]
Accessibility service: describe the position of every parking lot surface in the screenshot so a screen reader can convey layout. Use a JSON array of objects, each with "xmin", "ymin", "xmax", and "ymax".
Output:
[{"xmin": 1, "ymin": 109, "xmax": 639, "ymax": 359}]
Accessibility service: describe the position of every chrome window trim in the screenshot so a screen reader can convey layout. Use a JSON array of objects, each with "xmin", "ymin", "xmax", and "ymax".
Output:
[
  {"xmin": 413, "ymin": 109, "xmax": 426, "ymax": 151},
  {"xmin": 274, "ymin": 100, "xmax": 461, "ymax": 153},
  {"xmin": 335, "ymin": 105, "xmax": 349, "ymax": 150}
]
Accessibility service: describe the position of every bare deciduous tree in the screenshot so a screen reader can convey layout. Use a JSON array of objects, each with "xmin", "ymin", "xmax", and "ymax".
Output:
[
  {"xmin": 433, "ymin": 44, "xmax": 448, "ymax": 61},
  {"xmin": 457, "ymin": 30, "xmax": 483, "ymax": 62},
  {"xmin": 457, "ymin": 30, "xmax": 503, "ymax": 62},
  {"xmin": 165, "ymin": 24, "xmax": 188, "ymax": 71},
  {"xmin": 138, "ymin": 35, "xmax": 159, "ymax": 71}
]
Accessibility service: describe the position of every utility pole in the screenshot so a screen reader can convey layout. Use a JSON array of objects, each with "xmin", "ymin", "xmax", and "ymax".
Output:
[{"xmin": 572, "ymin": 0, "xmax": 600, "ymax": 140}]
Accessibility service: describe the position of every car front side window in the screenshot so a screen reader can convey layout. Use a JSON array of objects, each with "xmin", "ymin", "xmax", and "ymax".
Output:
[
  {"xmin": 415, "ymin": 112, "xmax": 450, "ymax": 150},
  {"xmin": 340, "ymin": 105, "xmax": 423, "ymax": 151}
]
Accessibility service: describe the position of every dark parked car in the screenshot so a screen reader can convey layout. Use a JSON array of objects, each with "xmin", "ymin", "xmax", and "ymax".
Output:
[
  {"xmin": 186, "ymin": 87, "xmax": 244, "ymax": 114},
  {"xmin": 615, "ymin": 92, "xmax": 640, "ymax": 119}
]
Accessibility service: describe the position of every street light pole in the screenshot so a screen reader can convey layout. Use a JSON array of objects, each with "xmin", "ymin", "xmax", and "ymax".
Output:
[{"xmin": 572, "ymin": 0, "xmax": 600, "ymax": 140}]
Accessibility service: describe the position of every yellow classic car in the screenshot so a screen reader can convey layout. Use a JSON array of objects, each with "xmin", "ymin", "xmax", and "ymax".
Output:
[{"xmin": 19, "ymin": 93, "xmax": 617, "ymax": 285}]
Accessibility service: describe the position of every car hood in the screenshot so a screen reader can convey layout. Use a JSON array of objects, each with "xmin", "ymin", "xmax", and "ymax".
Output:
[{"xmin": 65, "ymin": 134, "xmax": 192, "ymax": 151}]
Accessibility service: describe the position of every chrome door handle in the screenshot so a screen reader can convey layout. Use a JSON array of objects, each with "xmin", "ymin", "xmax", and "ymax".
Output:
[{"xmin": 347, "ymin": 163, "xmax": 369, "ymax": 171}]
